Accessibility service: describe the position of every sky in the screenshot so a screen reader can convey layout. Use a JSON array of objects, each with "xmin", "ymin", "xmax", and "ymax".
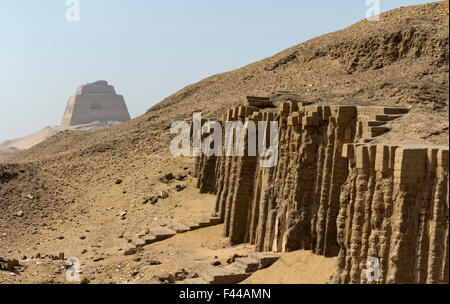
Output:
[{"xmin": 0, "ymin": 0, "xmax": 438, "ymax": 142}]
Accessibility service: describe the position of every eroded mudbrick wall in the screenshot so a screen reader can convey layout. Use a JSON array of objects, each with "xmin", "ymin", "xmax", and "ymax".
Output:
[
  {"xmin": 334, "ymin": 144, "xmax": 448, "ymax": 284},
  {"xmin": 194, "ymin": 94, "xmax": 449, "ymax": 284}
]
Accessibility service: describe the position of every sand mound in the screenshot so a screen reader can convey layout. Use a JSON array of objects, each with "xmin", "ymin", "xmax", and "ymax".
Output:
[{"xmin": 242, "ymin": 251, "xmax": 338, "ymax": 284}]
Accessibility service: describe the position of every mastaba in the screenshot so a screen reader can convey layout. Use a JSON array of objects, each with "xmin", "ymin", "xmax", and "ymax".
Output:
[{"xmin": 61, "ymin": 80, "xmax": 131, "ymax": 128}]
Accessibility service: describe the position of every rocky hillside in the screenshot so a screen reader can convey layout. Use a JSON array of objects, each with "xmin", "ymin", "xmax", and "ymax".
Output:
[{"xmin": 3, "ymin": 1, "xmax": 448, "ymax": 166}]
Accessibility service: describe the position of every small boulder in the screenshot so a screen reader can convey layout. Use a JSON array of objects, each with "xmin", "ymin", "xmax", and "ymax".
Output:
[
  {"xmin": 150, "ymin": 196, "xmax": 158, "ymax": 205},
  {"xmin": 124, "ymin": 248, "xmax": 137, "ymax": 256},
  {"xmin": 175, "ymin": 184, "xmax": 186, "ymax": 192},
  {"xmin": 160, "ymin": 173, "xmax": 175, "ymax": 184},
  {"xmin": 158, "ymin": 273, "xmax": 175, "ymax": 284},
  {"xmin": 174, "ymin": 270, "xmax": 189, "ymax": 281},
  {"xmin": 227, "ymin": 254, "xmax": 245, "ymax": 264},
  {"xmin": 175, "ymin": 173, "xmax": 187, "ymax": 181},
  {"xmin": 158, "ymin": 190, "xmax": 169, "ymax": 199}
]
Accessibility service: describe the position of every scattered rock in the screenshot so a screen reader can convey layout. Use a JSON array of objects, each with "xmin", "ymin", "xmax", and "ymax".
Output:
[
  {"xmin": 158, "ymin": 190, "xmax": 169, "ymax": 199},
  {"xmin": 176, "ymin": 184, "xmax": 186, "ymax": 192},
  {"xmin": 149, "ymin": 260, "xmax": 161, "ymax": 266},
  {"xmin": 93, "ymin": 257, "xmax": 104, "ymax": 262},
  {"xmin": 175, "ymin": 173, "xmax": 187, "ymax": 181},
  {"xmin": 212, "ymin": 261, "xmax": 222, "ymax": 267},
  {"xmin": 49, "ymin": 255, "xmax": 60, "ymax": 261},
  {"xmin": 160, "ymin": 173, "xmax": 175, "ymax": 183},
  {"xmin": 174, "ymin": 269, "xmax": 189, "ymax": 281},
  {"xmin": 124, "ymin": 248, "xmax": 137, "ymax": 256},
  {"xmin": 227, "ymin": 254, "xmax": 245, "ymax": 264},
  {"xmin": 65, "ymin": 259, "xmax": 74, "ymax": 269},
  {"xmin": 56, "ymin": 236, "xmax": 64, "ymax": 240},
  {"xmin": 158, "ymin": 273, "xmax": 175, "ymax": 284},
  {"xmin": 80, "ymin": 235, "xmax": 86, "ymax": 240},
  {"xmin": 131, "ymin": 270, "xmax": 139, "ymax": 277},
  {"xmin": 150, "ymin": 196, "xmax": 158, "ymax": 205},
  {"xmin": 0, "ymin": 258, "xmax": 20, "ymax": 271},
  {"xmin": 15, "ymin": 211, "xmax": 24, "ymax": 217},
  {"xmin": 115, "ymin": 179, "xmax": 123, "ymax": 185}
]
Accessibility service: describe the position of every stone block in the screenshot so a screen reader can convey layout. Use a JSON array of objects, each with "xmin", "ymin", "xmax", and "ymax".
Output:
[
  {"xmin": 367, "ymin": 121, "xmax": 386, "ymax": 127},
  {"xmin": 355, "ymin": 145, "xmax": 371, "ymax": 169},
  {"xmin": 280, "ymin": 102, "xmax": 291, "ymax": 114},
  {"xmin": 202, "ymin": 266, "xmax": 251, "ymax": 284},
  {"xmin": 303, "ymin": 113, "xmax": 319, "ymax": 126},
  {"xmin": 132, "ymin": 238, "xmax": 147, "ymax": 248},
  {"xmin": 150, "ymin": 228, "xmax": 176, "ymax": 241},
  {"xmin": 184, "ymin": 221, "xmax": 201, "ymax": 231},
  {"xmin": 382, "ymin": 107, "xmax": 410, "ymax": 115},
  {"xmin": 142, "ymin": 235, "xmax": 157, "ymax": 245},
  {"xmin": 342, "ymin": 144, "xmax": 354, "ymax": 158},
  {"xmin": 170, "ymin": 223, "xmax": 190, "ymax": 233},
  {"xmin": 248, "ymin": 252, "xmax": 281, "ymax": 268},
  {"xmin": 287, "ymin": 116, "xmax": 300, "ymax": 127},
  {"xmin": 437, "ymin": 149, "xmax": 449, "ymax": 168},
  {"xmin": 234, "ymin": 257, "xmax": 260, "ymax": 273},
  {"xmin": 319, "ymin": 106, "xmax": 330, "ymax": 121},
  {"xmin": 375, "ymin": 145, "xmax": 390, "ymax": 172},
  {"xmin": 209, "ymin": 216, "xmax": 222, "ymax": 225}
]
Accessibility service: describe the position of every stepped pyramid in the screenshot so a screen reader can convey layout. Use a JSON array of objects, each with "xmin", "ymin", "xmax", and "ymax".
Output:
[{"xmin": 61, "ymin": 80, "xmax": 131, "ymax": 128}]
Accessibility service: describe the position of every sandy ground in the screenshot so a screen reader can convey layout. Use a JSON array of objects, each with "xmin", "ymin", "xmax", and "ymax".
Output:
[
  {"xmin": 242, "ymin": 251, "xmax": 338, "ymax": 284},
  {"xmin": 1, "ymin": 224, "xmax": 257, "ymax": 284}
]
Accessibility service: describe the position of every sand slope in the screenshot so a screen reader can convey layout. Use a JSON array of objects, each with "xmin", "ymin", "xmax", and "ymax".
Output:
[
  {"xmin": 0, "ymin": 121, "xmax": 122, "ymax": 157},
  {"xmin": 242, "ymin": 251, "xmax": 338, "ymax": 284}
]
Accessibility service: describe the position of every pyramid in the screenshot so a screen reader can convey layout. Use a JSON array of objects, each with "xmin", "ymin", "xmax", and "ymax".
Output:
[{"xmin": 61, "ymin": 80, "xmax": 131, "ymax": 128}]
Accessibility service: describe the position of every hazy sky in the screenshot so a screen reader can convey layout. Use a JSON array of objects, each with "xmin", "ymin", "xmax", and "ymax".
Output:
[{"xmin": 0, "ymin": 0, "xmax": 437, "ymax": 142}]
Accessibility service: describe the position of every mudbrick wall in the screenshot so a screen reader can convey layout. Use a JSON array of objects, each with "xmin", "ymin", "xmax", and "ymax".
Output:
[
  {"xmin": 193, "ymin": 96, "xmax": 449, "ymax": 284},
  {"xmin": 335, "ymin": 144, "xmax": 448, "ymax": 284}
]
